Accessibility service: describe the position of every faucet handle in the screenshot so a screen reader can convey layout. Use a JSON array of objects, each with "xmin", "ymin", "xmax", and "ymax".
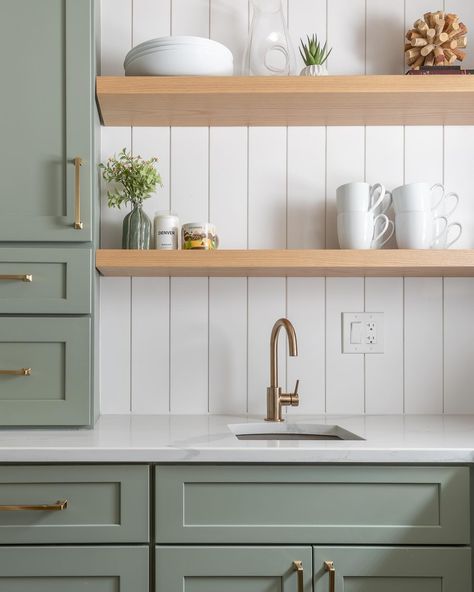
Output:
[{"xmin": 281, "ymin": 380, "xmax": 300, "ymax": 408}]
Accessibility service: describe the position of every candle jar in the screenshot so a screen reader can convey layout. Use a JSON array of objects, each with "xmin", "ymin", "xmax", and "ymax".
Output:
[{"xmin": 154, "ymin": 212, "xmax": 179, "ymax": 250}]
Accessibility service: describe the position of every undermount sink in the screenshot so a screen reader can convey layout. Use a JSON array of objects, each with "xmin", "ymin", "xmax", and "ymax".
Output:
[{"xmin": 229, "ymin": 422, "xmax": 364, "ymax": 441}]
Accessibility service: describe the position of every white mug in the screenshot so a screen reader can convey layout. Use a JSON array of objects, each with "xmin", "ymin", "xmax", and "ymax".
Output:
[
  {"xmin": 337, "ymin": 182, "xmax": 392, "ymax": 215},
  {"xmin": 337, "ymin": 212, "xmax": 394, "ymax": 249},
  {"xmin": 395, "ymin": 211, "xmax": 448, "ymax": 249},
  {"xmin": 392, "ymin": 182, "xmax": 459, "ymax": 215},
  {"xmin": 432, "ymin": 221, "xmax": 463, "ymax": 249}
]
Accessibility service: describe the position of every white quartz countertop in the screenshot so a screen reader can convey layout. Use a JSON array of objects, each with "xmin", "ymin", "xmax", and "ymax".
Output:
[{"xmin": 1, "ymin": 414, "xmax": 474, "ymax": 463}]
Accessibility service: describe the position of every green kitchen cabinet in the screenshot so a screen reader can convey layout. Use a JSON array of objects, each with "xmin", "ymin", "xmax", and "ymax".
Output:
[
  {"xmin": 0, "ymin": 317, "xmax": 91, "ymax": 426},
  {"xmin": 314, "ymin": 547, "xmax": 471, "ymax": 592},
  {"xmin": 0, "ymin": 0, "xmax": 94, "ymax": 242},
  {"xmin": 156, "ymin": 546, "xmax": 313, "ymax": 592},
  {"xmin": 0, "ymin": 546, "xmax": 148, "ymax": 591}
]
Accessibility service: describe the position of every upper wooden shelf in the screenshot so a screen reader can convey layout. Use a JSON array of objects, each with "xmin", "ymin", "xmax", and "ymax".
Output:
[
  {"xmin": 96, "ymin": 249, "xmax": 474, "ymax": 278},
  {"xmin": 96, "ymin": 75, "xmax": 474, "ymax": 127}
]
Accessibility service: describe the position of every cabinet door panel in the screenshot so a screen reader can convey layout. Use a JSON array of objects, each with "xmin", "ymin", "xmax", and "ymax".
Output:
[
  {"xmin": 0, "ymin": 547, "xmax": 148, "ymax": 591},
  {"xmin": 314, "ymin": 547, "xmax": 471, "ymax": 592},
  {"xmin": 156, "ymin": 546, "xmax": 312, "ymax": 592},
  {"xmin": 0, "ymin": 317, "xmax": 90, "ymax": 425},
  {"xmin": 0, "ymin": 0, "xmax": 93, "ymax": 242}
]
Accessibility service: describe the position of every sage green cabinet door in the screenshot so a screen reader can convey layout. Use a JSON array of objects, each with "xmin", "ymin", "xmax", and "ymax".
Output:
[
  {"xmin": 314, "ymin": 547, "xmax": 471, "ymax": 592},
  {"xmin": 0, "ymin": 466, "xmax": 149, "ymax": 544},
  {"xmin": 0, "ymin": 317, "xmax": 90, "ymax": 426},
  {"xmin": 0, "ymin": 248, "xmax": 91, "ymax": 314},
  {"xmin": 0, "ymin": 0, "xmax": 93, "ymax": 242},
  {"xmin": 0, "ymin": 546, "xmax": 148, "ymax": 591},
  {"xmin": 155, "ymin": 465, "xmax": 469, "ymax": 544},
  {"xmin": 156, "ymin": 546, "xmax": 312, "ymax": 592}
]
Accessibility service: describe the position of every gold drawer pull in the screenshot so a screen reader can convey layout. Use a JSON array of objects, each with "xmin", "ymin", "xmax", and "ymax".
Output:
[
  {"xmin": 0, "ymin": 274, "xmax": 32, "ymax": 282},
  {"xmin": 325, "ymin": 561, "xmax": 335, "ymax": 592},
  {"xmin": 293, "ymin": 560, "xmax": 304, "ymax": 592},
  {"xmin": 73, "ymin": 156, "xmax": 84, "ymax": 230},
  {"xmin": 0, "ymin": 500, "xmax": 68, "ymax": 511},
  {"xmin": 0, "ymin": 368, "xmax": 31, "ymax": 376}
]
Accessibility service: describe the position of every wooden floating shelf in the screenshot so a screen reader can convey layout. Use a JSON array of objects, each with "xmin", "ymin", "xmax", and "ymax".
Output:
[
  {"xmin": 96, "ymin": 75, "xmax": 474, "ymax": 127},
  {"xmin": 96, "ymin": 249, "xmax": 474, "ymax": 278}
]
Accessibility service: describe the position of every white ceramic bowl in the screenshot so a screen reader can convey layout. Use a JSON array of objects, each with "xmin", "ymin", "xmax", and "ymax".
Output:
[
  {"xmin": 124, "ymin": 36, "xmax": 233, "ymax": 70},
  {"xmin": 124, "ymin": 45, "xmax": 234, "ymax": 76}
]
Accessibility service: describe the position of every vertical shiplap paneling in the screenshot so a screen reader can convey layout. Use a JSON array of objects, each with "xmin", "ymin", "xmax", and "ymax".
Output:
[
  {"xmin": 366, "ymin": 0, "xmax": 405, "ymax": 75},
  {"xmin": 247, "ymin": 125, "xmax": 287, "ymax": 414},
  {"xmin": 208, "ymin": 0, "xmax": 249, "ymax": 414},
  {"xmin": 169, "ymin": 0, "xmax": 210, "ymax": 413},
  {"xmin": 326, "ymin": 278, "xmax": 365, "ymax": 413},
  {"xmin": 286, "ymin": 0, "xmax": 327, "ymax": 415},
  {"xmin": 444, "ymin": 279, "xmax": 474, "ymax": 413},
  {"xmin": 325, "ymin": 0, "xmax": 366, "ymax": 413},
  {"xmin": 129, "ymin": 2, "xmax": 172, "ymax": 414},
  {"xmin": 99, "ymin": 0, "xmax": 133, "ymax": 414}
]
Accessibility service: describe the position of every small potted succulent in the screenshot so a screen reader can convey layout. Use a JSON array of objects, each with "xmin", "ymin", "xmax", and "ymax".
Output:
[
  {"xmin": 299, "ymin": 34, "xmax": 332, "ymax": 76},
  {"xmin": 100, "ymin": 148, "xmax": 162, "ymax": 249}
]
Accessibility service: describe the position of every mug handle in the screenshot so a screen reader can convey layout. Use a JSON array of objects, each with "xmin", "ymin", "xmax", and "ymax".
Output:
[
  {"xmin": 430, "ymin": 183, "xmax": 445, "ymax": 211},
  {"xmin": 374, "ymin": 215, "xmax": 395, "ymax": 248},
  {"xmin": 378, "ymin": 191, "xmax": 393, "ymax": 216},
  {"xmin": 369, "ymin": 183, "xmax": 386, "ymax": 213},
  {"xmin": 445, "ymin": 222, "xmax": 463, "ymax": 248},
  {"xmin": 431, "ymin": 215, "xmax": 448, "ymax": 246},
  {"xmin": 442, "ymin": 192, "xmax": 460, "ymax": 218}
]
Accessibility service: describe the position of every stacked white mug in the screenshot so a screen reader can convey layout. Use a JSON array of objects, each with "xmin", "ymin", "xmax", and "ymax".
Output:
[
  {"xmin": 336, "ymin": 182, "xmax": 394, "ymax": 249},
  {"xmin": 392, "ymin": 183, "xmax": 462, "ymax": 249}
]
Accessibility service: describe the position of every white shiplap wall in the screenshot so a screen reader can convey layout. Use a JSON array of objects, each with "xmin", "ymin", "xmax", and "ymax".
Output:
[{"xmin": 100, "ymin": 0, "xmax": 474, "ymax": 415}]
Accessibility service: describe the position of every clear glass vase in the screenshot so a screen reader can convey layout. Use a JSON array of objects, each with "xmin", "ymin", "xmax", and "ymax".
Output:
[{"xmin": 243, "ymin": 0, "xmax": 296, "ymax": 76}]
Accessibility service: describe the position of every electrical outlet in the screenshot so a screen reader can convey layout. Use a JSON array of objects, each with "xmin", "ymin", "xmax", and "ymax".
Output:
[{"xmin": 342, "ymin": 313, "xmax": 384, "ymax": 354}]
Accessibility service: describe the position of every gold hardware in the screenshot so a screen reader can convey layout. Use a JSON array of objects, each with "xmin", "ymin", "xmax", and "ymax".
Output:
[
  {"xmin": 0, "ymin": 274, "xmax": 32, "ymax": 282},
  {"xmin": 0, "ymin": 368, "xmax": 31, "ymax": 376},
  {"xmin": 325, "ymin": 561, "xmax": 335, "ymax": 592},
  {"xmin": 0, "ymin": 500, "xmax": 68, "ymax": 511},
  {"xmin": 73, "ymin": 157, "xmax": 84, "ymax": 230},
  {"xmin": 293, "ymin": 560, "xmax": 304, "ymax": 592},
  {"xmin": 265, "ymin": 318, "xmax": 300, "ymax": 422}
]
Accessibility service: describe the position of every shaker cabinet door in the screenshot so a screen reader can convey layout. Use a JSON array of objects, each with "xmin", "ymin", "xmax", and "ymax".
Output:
[
  {"xmin": 156, "ymin": 546, "xmax": 313, "ymax": 592},
  {"xmin": 314, "ymin": 547, "xmax": 471, "ymax": 592},
  {"xmin": 0, "ymin": 0, "xmax": 93, "ymax": 242}
]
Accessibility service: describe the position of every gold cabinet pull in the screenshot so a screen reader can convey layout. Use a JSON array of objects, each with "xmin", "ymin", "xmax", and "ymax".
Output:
[
  {"xmin": 325, "ymin": 561, "xmax": 335, "ymax": 592},
  {"xmin": 0, "ymin": 500, "xmax": 68, "ymax": 512},
  {"xmin": 73, "ymin": 157, "xmax": 84, "ymax": 230},
  {"xmin": 0, "ymin": 274, "xmax": 32, "ymax": 282},
  {"xmin": 293, "ymin": 560, "xmax": 304, "ymax": 592},
  {"xmin": 0, "ymin": 368, "xmax": 31, "ymax": 376}
]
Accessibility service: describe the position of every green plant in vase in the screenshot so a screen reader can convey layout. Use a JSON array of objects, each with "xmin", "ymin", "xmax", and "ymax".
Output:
[
  {"xmin": 100, "ymin": 148, "xmax": 163, "ymax": 249},
  {"xmin": 299, "ymin": 34, "xmax": 332, "ymax": 76}
]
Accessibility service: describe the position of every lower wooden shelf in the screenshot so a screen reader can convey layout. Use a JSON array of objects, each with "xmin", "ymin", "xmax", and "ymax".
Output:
[{"xmin": 96, "ymin": 249, "xmax": 474, "ymax": 277}]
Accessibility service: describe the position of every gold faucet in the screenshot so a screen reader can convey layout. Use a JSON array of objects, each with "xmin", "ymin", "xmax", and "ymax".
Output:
[{"xmin": 266, "ymin": 318, "xmax": 300, "ymax": 422}]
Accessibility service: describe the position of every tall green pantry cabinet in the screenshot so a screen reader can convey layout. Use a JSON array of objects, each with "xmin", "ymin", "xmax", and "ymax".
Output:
[{"xmin": 0, "ymin": 0, "xmax": 98, "ymax": 425}]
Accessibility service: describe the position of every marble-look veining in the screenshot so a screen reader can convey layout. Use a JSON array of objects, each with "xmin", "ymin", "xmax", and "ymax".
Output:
[{"xmin": 0, "ymin": 415, "xmax": 474, "ymax": 462}]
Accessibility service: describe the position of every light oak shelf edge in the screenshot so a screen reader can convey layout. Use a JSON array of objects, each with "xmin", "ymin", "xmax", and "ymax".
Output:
[{"xmin": 96, "ymin": 249, "xmax": 474, "ymax": 278}]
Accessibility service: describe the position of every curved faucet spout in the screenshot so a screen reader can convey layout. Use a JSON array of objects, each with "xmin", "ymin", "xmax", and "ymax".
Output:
[{"xmin": 270, "ymin": 318, "xmax": 298, "ymax": 388}]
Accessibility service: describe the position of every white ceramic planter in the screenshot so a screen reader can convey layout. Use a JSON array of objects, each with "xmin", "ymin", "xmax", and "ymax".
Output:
[{"xmin": 300, "ymin": 64, "xmax": 328, "ymax": 76}]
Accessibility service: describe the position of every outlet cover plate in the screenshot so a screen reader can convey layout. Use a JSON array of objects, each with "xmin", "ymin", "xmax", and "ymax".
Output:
[{"xmin": 342, "ymin": 312, "xmax": 384, "ymax": 354}]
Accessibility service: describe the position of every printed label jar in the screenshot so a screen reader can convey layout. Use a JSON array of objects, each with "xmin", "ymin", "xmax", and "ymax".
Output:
[{"xmin": 154, "ymin": 212, "xmax": 179, "ymax": 250}]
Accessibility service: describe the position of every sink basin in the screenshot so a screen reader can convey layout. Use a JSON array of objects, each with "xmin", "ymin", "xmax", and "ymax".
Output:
[{"xmin": 229, "ymin": 422, "xmax": 364, "ymax": 441}]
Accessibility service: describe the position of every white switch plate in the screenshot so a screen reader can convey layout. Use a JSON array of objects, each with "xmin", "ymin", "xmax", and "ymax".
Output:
[{"xmin": 342, "ymin": 313, "xmax": 384, "ymax": 354}]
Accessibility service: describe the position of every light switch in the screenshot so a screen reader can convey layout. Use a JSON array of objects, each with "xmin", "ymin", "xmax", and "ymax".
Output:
[{"xmin": 350, "ymin": 321, "xmax": 362, "ymax": 344}]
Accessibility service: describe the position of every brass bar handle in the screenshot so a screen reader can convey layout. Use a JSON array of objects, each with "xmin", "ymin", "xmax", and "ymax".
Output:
[
  {"xmin": 73, "ymin": 157, "xmax": 84, "ymax": 230},
  {"xmin": 0, "ymin": 368, "xmax": 31, "ymax": 376},
  {"xmin": 293, "ymin": 560, "xmax": 304, "ymax": 592},
  {"xmin": 0, "ymin": 274, "xmax": 32, "ymax": 282},
  {"xmin": 0, "ymin": 500, "xmax": 68, "ymax": 511},
  {"xmin": 325, "ymin": 561, "xmax": 335, "ymax": 592}
]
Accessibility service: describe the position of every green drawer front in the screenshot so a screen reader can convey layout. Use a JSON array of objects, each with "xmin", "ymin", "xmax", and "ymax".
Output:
[
  {"xmin": 155, "ymin": 465, "xmax": 469, "ymax": 545},
  {"xmin": 314, "ymin": 547, "xmax": 471, "ymax": 592},
  {"xmin": 0, "ymin": 317, "xmax": 91, "ymax": 426},
  {"xmin": 0, "ymin": 248, "xmax": 91, "ymax": 314},
  {"xmin": 0, "ymin": 546, "xmax": 148, "ymax": 591},
  {"xmin": 0, "ymin": 466, "xmax": 149, "ymax": 544},
  {"xmin": 156, "ymin": 546, "xmax": 313, "ymax": 592}
]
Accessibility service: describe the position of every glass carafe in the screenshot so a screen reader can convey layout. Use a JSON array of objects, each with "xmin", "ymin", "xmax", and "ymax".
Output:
[{"xmin": 243, "ymin": 0, "xmax": 296, "ymax": 76}]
